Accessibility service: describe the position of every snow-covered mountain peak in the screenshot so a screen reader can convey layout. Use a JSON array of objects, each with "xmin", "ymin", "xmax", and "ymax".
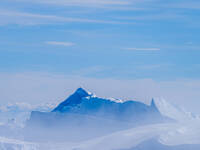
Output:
[
  {"xmin": 52, "ymin": 88, "xmax": 92, "ymax": 112},
  {"xmin": 75, "ymin": 87, "xmax": 92, "ymax": 97}
]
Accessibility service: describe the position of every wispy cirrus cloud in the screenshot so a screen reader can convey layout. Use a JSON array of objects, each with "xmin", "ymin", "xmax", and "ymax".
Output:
[
  {"xmin": 165, "ymin": 1, "xmax": 200, "ymax": 10},
  {"xmin": 1, "ymin": 0, "xmax": 146, "ymax": 12},
  {"xmin": 0, "ymin": 10, "xmax": 128, "ymax": 25},
  {"xmin": 114, "ymin": 12, "xmax": 184, "ymax": 21},
  {"xmin": 123, "ymin": 48, "xmax": 160, "ymax": 51},
  {"xmin": 45, "ymin": 41, "xmax": 75, "ymax": 47},
  {"xmin": 4, "ymin": 0, "xmax": 131, "ymax": 7},
  {"xmin": 25, "ymin": 0, "xmax": 200, "ymax": 11}
]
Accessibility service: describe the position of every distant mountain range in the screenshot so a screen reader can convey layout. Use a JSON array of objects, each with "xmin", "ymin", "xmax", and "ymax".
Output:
[
  {"xmin": 29, "ymin": 88, "xmax": 170, "ymax": 126},
  {"xmin": 52, "ymin": 88, "xmax": 168, "ymax": 123}
]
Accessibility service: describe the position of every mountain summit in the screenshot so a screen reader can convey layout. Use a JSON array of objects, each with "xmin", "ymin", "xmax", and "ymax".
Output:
[{"xmin": 53, "ymin": 88, "xmax": 91, "ymax": 112}]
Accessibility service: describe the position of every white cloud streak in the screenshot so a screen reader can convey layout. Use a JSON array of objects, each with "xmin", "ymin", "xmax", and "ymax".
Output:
[
  {"xmin": 6, "ymin": 0, "xmax": 131, "ymax": 7},
  {"xmin": 114, "ymin": 13, "xmax": 184, "ymax": 21},
  {"xmin": 165, "ymin": 1, "xmax": 200, "ymax": 10},
  {"xmin": 0, "ymin": 10, "xmax": 126, "ymax": 25},
  {"xmin": 123, "ymin": 48, "xmax": 160, "ymax": 51},
  {"xmin": 45, "ymin": 41, "xmax": 75, "ymax": 47}
]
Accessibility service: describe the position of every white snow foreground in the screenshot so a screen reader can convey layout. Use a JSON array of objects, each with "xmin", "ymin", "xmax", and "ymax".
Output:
[
  {"xmin": 0, "ymin": 136, "xmax": 38, "ymax": 150},
  {"xmin": 70, "ymin": 121, "xmax": 200, "ymax": 150},
  {"xmin": 0, "ymin": 124, "xmax": 171, "ymax": 150},
  {"xmin": 73, "ymin": 123, "xmax": 174, "ymax": 150},
  {"xmin": 159, "ymin": 119, "xmax": 200, "ymax": 145},
  {"xmin": 1, "ymin": 120, "xmax": 200, "ymax": 150}
]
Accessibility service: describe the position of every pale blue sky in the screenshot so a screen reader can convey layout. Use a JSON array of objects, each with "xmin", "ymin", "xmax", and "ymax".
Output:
[{"xmin": 0, "ymin": 0, "xmax": 200, "ymax": 113}]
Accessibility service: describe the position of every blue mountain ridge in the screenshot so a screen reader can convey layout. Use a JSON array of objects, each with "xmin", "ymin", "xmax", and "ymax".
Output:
[
  {"xmin": 28, "ymin": 88, "xmax": 170, "ymax": 125},
  {"xmin": 50, "ymin": 88, "xmax": 162, "ymax": 122},
  {"xmin": 26, "ymin": 88, "xmax": 171, "ymax": 141}
]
